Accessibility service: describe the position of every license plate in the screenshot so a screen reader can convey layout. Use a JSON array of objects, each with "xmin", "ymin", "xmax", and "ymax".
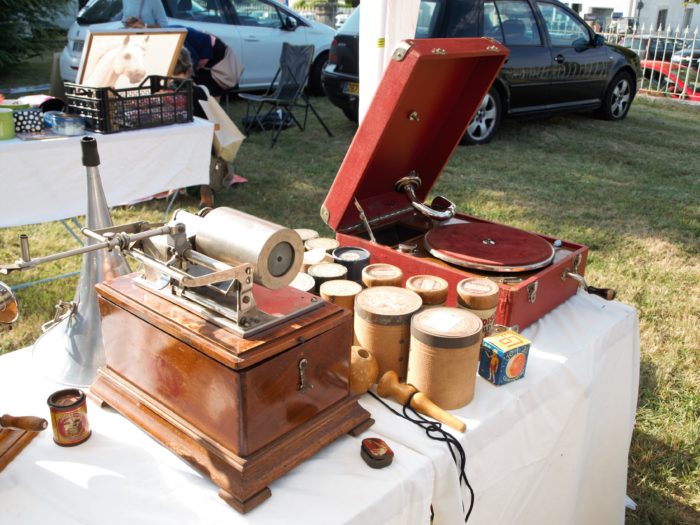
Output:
[
  {"xmin": 343, "ymin": 81, "xmax": 359, "ymax": 95},
  {"xmin": 73, "ymin": 40, "xmax": 84, "ymax": 53}
]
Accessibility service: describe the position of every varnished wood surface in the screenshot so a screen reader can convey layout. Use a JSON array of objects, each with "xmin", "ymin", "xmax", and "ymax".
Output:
[
  {"xmin": 96, "ymin": 275, "xmax": 348, "ymax": 370},
  {"xmin": 91, "ymin": 368, "xmax": 371, "ymax": 512},
  {"xmin": 0, "ymin": 428, "xmax": 40, "ymax": 472}
]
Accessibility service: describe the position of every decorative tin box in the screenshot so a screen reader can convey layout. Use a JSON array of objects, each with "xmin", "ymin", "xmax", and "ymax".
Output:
[{"xmin": 478, "ymin": 329, "xmax": 531, "ymax": 385}]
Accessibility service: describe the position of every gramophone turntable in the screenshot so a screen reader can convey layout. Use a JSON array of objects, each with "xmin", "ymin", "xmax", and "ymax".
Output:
[{"xmin": 322, "ymin": 38, "xmax": 614, "ymax": 330}]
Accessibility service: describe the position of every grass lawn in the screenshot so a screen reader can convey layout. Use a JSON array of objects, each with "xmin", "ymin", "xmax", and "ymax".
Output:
[{"xmin": 0, "ymin": 58, "xmax": 698, "ymax": 524}]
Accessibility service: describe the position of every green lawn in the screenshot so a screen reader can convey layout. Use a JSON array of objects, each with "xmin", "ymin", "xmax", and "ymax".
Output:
[{"xmin": 0, "ymin": 56, "xmax": 699, "ymax": 524}]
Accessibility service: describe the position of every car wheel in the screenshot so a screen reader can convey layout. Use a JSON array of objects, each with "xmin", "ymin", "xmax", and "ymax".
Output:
[
  {"xmin": 460, "ymin": 88, "xmax": 501, "ymax": 146},
  {"xmin": 599, "ymin": 71, "xmax": 633, "ymax": 121},
  {"xmin": 309, "ymin": 52, "xmax": 329, "ymax": 96}
]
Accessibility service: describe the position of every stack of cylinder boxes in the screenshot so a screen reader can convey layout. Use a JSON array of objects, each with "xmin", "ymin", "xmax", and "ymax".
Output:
[{"xmin": 291, "ymin": 229, "xmax": 531, "ymax": 414}]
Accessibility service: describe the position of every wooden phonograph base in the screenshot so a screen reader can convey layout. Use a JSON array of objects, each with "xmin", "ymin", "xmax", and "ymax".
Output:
[
  {"xmin": 0, "ymin": 429, "xmax": 41, "ymax": 473},
  {"xmin": 92, "ymin": 274, "xmax": 373, "ymax": 513}
]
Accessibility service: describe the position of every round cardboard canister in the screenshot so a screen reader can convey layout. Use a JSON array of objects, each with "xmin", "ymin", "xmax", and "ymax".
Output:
[
  {"xmin": 405, "ymin": 275, "xmax": 449, "ymax": 306},
  {"xmin": 289, "ymin": 272, "xmax": 316, "ymax": 294},
  {"xmin": 305, "ymin": 237, "xmax": 340, "ymax": 253},
  {"xmin": 307, "ymin": 263, "xmax": 348, "ymax": 293},
  {"xmin": 407, "ymin": 307, "xmax": 483, "ymax": 410},
  {"xmin": 456, "ymin": 277, "xmax": 500, "ymax": 310},
  {"xmin": 354, "ymin": 286, "xmax": 422, "ymax": 382},
  {"xmin": 332, "ymin": 246, "xmax": 371, "ymax": 284},
  {"xmin": 295, "ymin": 228, "xmax": 319, "ymax": 242},
  {"xmin": 362, "ymin": 263, "xmax": 404, "ymax": 288},
  {"xmin": 302, "ymin": 247, "xmax": 333, "ymax": 273},
  {"xmin": 456, "ymin": 277, "xmax": 500, "ymax": 336},
  {"xmin": 320, "ymin": 279, "xmax": 363, "ymax": 311}
]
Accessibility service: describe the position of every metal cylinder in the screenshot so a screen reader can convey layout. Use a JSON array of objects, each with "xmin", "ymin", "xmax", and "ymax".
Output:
[{"xmin": 174, "ymin": 208, "xmax": 303, "ymax": 290}]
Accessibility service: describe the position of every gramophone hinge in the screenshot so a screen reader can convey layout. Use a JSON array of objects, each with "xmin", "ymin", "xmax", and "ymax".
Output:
[
  {"xmin": 432, "ymin": 48, "xmax": 447, "ymax": 55},
  {"xmin": 298, "ymin": 358, "xmax": 314, "ymax": 392}
]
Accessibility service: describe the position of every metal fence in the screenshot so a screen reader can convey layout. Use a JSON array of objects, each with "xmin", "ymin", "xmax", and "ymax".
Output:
[{"xmin": 600, "ymin": 25, "xmax": 699, "ymax": 102}]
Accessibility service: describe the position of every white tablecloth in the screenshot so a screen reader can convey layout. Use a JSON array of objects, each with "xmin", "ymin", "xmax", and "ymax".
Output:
[
  {"xmin": 0, "ymin": 119, "xmax": 214, "ymax": 227},
  {"xmin": 0, "ymin": 291, "xmax": 639, "ymax": 524}
]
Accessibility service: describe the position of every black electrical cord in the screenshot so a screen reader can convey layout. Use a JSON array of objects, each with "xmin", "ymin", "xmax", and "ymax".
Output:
[{"xmin": 368, "ymin": 390, "xmax": 474, "ymax": 523}]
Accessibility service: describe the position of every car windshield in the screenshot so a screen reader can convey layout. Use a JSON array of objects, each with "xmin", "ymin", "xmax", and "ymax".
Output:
[{"xmin": 77, "ymin": 0, "xmax": 123, "ymax": 24}]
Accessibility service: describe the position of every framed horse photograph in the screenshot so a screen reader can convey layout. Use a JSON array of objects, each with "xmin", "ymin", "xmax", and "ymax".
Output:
[{"xmin": 77, "ymin": 29, "xmax": 187, "ymax": 89}]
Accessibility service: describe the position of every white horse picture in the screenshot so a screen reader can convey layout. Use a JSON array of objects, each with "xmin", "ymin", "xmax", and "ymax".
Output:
[
  {"xmin": 78, "ymin": 30, "xmax": 186, "ymax": 89},
  {"xmin": 82, "ymin": 35, "xmax": 149, "ymax": 88}
]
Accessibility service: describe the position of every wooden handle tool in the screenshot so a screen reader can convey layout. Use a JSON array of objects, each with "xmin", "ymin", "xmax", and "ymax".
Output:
[
  {"xmin": 377, "ymin": 371, "xmax": 466, "ymax": 433},
  {"xmin": 0, "ymin": 414, "xmax": 48, "ymax": 432}
]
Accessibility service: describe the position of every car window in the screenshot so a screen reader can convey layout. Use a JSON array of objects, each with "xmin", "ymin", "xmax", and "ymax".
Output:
[
  {"xmin": 416, "ymin": 0, "xmax": 441, "ymax": 38},
  {"xmin": 442, "ymin": 0, "xmax": 480, "ymax": 37},
  {"xmin": 483, "ymin": 1, "xmax": 504, "ymax": 41},
  {"xmin": 77, "ymin": 0, "xmax": 123, "ymax": 24},
  {"xmin": 233, "ymin": 0, "xmax": 283, "ymax": 28},
  {"xmin": 491, "ymin": 0, "xmax": 542, "ymax": 46},
  {"xmin": 168, "ymin": 0, "xmax": 228, "ymax": 24},
  {"xmin": 536, "ymin": 2, "xmax": 589, "ymax": 47},
  {"xmin": 338, "ymin": 6, "xmax": 360, "ymax": 35}
]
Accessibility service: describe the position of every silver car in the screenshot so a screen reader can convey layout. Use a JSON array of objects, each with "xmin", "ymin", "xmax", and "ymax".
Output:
[{"xmin": 60, "ymin": 0, "xmax": 335, "ymax": 94}]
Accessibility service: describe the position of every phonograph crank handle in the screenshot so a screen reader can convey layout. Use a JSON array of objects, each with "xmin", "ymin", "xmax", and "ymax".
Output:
[
  {"xmin": 377, "ymin": 371, "xmax": 466, "ymax": 433},
  {"xmin": 562, "ymin": 270, "xmax": 616, "ymax": 301},
  {"xmin": 0, "ymin": 414, "xmax": 48, "ymax": 432}
]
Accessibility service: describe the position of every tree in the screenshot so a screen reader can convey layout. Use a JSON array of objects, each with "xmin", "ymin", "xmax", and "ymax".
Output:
[{"xmin": 0, "ymin": 0, "xmax": 72, "ymax": 71}]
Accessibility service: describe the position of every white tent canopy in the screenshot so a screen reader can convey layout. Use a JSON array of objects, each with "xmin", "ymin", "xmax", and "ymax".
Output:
[{"xmin": 358, "ymin": 0, "xmax": 421, "ymax": 122}]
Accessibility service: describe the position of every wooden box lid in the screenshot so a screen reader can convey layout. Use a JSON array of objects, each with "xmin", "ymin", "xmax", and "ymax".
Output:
[{"xmin": 321, "ymin": 37, "xmax": 508, "ymax": 233}]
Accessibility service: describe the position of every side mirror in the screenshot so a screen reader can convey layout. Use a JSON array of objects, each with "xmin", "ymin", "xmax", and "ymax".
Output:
[
  {"xmin": 0, "ymin": 282, "xmax": 19, "ymax": 330},
  {"xmin": 282, "ymin": 15, "xmax": 298, "ymax": 31},
  {"xmin": 593, "ymin": 34, "xmax": 606, "ymax": 47}
]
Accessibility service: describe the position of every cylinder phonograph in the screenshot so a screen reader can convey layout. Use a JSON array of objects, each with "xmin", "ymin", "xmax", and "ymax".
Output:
[{"xmin": 1, "ymin": 137, "xmax": 372, "ymax": 512}]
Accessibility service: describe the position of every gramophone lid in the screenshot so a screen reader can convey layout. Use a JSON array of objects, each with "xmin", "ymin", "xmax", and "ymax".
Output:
[
  {"xmin": 456, "ymin": 277, "xmax": 500, "ymax": 310},
  {"xmin": 405, "ymin": 275, "xmax": 448, "ymax": 305},
  {"xmin": 362, "ymin": 263, "xmax": 403, "ymax": 287},
  {"xmin": 411, "ymin": 307, "xmax": 483, "ymax": 348},
  {"xmin": 305, "ymin": 237, "xmax": 339, "ymax": 252},
  {"xmin": 295, "ymin": 228, "xmax": 319, "ymax": 242},
  {"xmin": 319, "ymin": 39, "xmax": 509, "ymax": 233},
  {"xmin": 355, "ymin": 286, "xmax": 422, "ymax": 325}
]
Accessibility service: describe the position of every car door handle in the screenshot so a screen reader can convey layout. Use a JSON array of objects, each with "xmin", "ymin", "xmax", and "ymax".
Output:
[
  {"xmin": 244, "ymin": 36, "xmax": 260, "ymax": 42},
  {"xmin": 554, "ymin": 54, "xmax": 565, "ymax": 63}
]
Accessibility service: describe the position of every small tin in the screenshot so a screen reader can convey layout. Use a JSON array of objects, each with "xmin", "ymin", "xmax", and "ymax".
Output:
[
  {"xmin": 47, "ymin": 389, "xmax": 91, "ymax": 446},
  {"xmin": 332, "ymin": 246, "xmax": 371, "ymax": 283},
  {"xmin": 360, "ymin": 437, "xmax": 394, "ymax": 469}
]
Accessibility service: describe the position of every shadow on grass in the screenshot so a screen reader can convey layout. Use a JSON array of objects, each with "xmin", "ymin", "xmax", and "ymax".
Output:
[{"xmin": 625, "ymin": 356, "xmax": 700, "ymax": 525}]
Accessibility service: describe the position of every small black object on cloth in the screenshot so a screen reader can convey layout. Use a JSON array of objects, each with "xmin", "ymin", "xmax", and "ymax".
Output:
[
  {"xmin": 360, "ymin": 437, "xmax": 394, "ymax": 469},
  {"xmin": 368, "ymin": 390, "xmax": 475, "ymax": 523}
]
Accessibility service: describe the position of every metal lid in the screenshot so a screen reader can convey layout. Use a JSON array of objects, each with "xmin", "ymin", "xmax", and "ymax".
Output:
[
  {"xmin": 332, "ymin": 246, "xmax": 370, "ymax": 262},
  {"xmin": 411, "ymin": 307, "xmax": 482, "ymax": 348},
  {"xmin": 355, "ymin": 286, "xmax": 422, "ymax": 325},
  {"xmin": 456, "ymin": 277, "xmax": 500, "ymax": 310}
]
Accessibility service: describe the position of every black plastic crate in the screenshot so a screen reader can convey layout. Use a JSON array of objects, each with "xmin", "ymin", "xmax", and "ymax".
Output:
[{"xmin": 64, "ymin": 76, "xmax": 193, "ymax": 134}]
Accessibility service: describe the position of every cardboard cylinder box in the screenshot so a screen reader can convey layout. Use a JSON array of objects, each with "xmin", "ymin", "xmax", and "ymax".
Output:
[
  {"xmin": 407, "ymin": 307, "xmax": 483, "ymax": 410},
  {"xmin": 405, "ymin": 275, "xmax": 448, "ymax": 308},
  {"xmin": 456, "ymin": 277, "xmax": 500, "ymax": 336},
  {"xmin": 354, "ymin": 286, "xmax": 422, "ymax": 382},
  {"xmin": 362, "ymin": 263, "xmax": 403, "ymax": 288}
]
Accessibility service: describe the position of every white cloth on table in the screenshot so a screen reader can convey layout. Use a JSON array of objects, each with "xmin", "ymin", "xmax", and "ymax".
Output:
[{"xmin": 0, "ymin": 118, "xmax": 213, "ymax": 228}]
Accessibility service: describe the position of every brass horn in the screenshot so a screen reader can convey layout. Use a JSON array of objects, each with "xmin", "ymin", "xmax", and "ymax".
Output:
[{"xmin": 32, "ymin": 137, "xmax": 131, "ymax": 387}]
